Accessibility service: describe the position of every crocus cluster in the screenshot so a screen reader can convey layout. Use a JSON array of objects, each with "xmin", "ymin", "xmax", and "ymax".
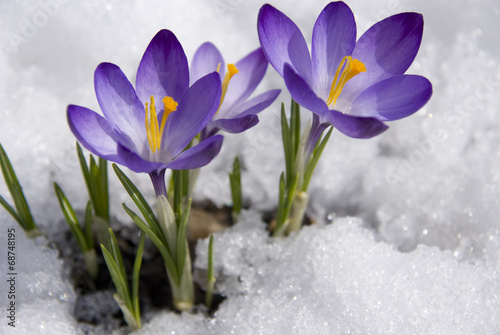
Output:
[{"xmin": 60, "ymin": 0, "xmax": 433, "ymax": 321}]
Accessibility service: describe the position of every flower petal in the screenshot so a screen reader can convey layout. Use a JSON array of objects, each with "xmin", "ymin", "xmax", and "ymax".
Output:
[
  {"xmin": 67, "ymin": 104, "xmax": 125, "ymax": 164},
  {"xmin": 258, "ymin": 4, "xmax": 312, "ymax": 84},
  {"xmin": 166, "ymin": 135, "xmax": 224, "ymax": 170},
  {"xmin": 116, "ymin": 144, "xmax": 164, "ymax": 173},
  {"xmin": 351, "ymin": 75, "xmax": 432, "ymax": 121},
  {"xmin": 163, "ymin": 72, "xmax": 221, "ymax": 157},
  {"xmin": 210, "ymin": 115, "xmax": 259, "ymax": 134},
  {"xmin": 344, "ymin": 12, "xmax": 424, "ymax": 100},
  {"xmin": 94, "ymin": 62, "xmax": 145, "ymax": 152},
  {"xmin": 190, "ymin": 42, "xmax": 224, "ymax": 85},
  {"xmin": 325, "ymin": 109, "xmax": 388, "ymax": 139},
  {"xmin": 221, "ymin": 48, "xmax": 269, "ymax": 113},
  {"xmin": 311, "ymin": 1, "xmax": 356, "ymax": 97},
  {"xmin": 283, "ymin": 63, "xmax": 329, "ymax": 116},
  {"xmin": 223, "ymin": 89, "xmax": 281, "ymax": 119},
  {"xmin": 136, "ymin": 29, "xmax": 189, "ymax": 103}
]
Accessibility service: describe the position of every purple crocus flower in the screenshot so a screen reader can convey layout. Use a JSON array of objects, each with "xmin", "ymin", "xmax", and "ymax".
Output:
[
  {"xmin": 189, "ymin": 42, "xmax": 281, "ymax": 138},
  {"xmin": 67, "ymin": 30, "xmax": 223, "ymax": 194},
  {"xmin": 258, "ymin": 2, "xmax": 433, "ymax": 139}
]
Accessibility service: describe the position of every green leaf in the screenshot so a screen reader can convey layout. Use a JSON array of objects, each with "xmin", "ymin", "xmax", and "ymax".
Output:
[
  {"xmin": 101, "ymin": 244, "xmax": 132, "ymax": 312},
  {"xmin": 77, "ymin": 142, "xmax": 91, "ymax": 191},
  {"xmin": 284, "ymin": 173, "xmax": 299, "ymax": 219},
  {"xmin": 77, "ymin": 143, "xmax": 109, "ymax": 221},
  {"xmin": 302, "ymin": 126, "xmax": 333, "ymax": 192},
  {"xmin": 280, "ymin": 104, "xmax": 293, "ymax": 186},
  {"xmin": 206, "ymin": 234, "xmax": 215, "ymax": 309},
  {"xmin": 99, "ymin": 157, "xmax": 109, "ymax": 220},
  {"xmin": 53, "ymin": 183, "xmax": 88, "ymax": 252},
  {"xmin": 0, "ymin": 143, "xmax": 37, "ymax": 232},
  {"xmin": 0, "ymin": 195, "xmax": 22, "ymax": 226},
  {"xmin": 274, "ymin": 173, "xmax": 287, "ymax": 233},
  {"xmin": 122, "ymin": 203, "xmax": 180, "ymax": 285},
  {"xmin": 112, "ymin": 164, "xmax": 163, "ymax": 240},
  {"xmin": 0, "ymin": 143, "xmax": 21, "ymax": 188},
  {"xmin": 290, "ymin": 99, "xmax": 301, "ymax": 164},
  {"xmin": 108, "ymin": 228, "xmax": 127, "ymax": 282},
  {"xmin": 229, "ymin": 156, "xmax": 242, "ymax": 216},
  {"xmin": 176, "ymin": 198, "xmax": 191, "ymax": 276},
  {"xmin": 84, "ymin": 201, "xmax": 93, "ymax": 249},
  {"xmin": 132, "ymin": 231, "xmax": 145, "ymax": 322},
  {"xmin": 9, "ymin": 181, "xmax": 37, "ymax": 231},
  {"xmin": 172, "ymin": 169, "xmax": 188, "ymax": 222}
]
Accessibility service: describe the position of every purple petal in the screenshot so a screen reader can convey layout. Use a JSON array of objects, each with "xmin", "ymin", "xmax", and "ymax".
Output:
[
  {"xmin": 166, "ymin": 135, "xmax": 223, "ymax": 170},
  {"xmin": 221, "ymin": 48, "xmax": 268, "ymax": 112},
  {"xmin": 67, "ymin": 104, "xmax": 125, "ymax": 165},
  {"xmin": 325, "ymin": 109, "xmax": 388, "ymax": 139},
  {"xmin": 94, "ymin": 62, "xmax": 145, "ymax": 152},
  {"xmin": 311, "ymin": 1, "xmax": 356, "ymax": 97},
  {"xmin": 351, "ymin": 75, "xmax": 432, "ymax": 121},
  {"xmin": 306, "ymin": 114, "xmax": 329, "ymax": 158},
  {"xmin": 136, "ymin": 29, "xmax": 189, "ymax": 103},
  {"xmin": 190, "ymin": 42, "xmax": 224, "ymax": 85},
  {"xmin": 163, "ymin": 72, "xmax": 221, "ymax": 157},
  {"xmin": 283, "ymin": 64, "xmax": 329, "ymax": 116},
  {"xmin": 210, "ymin": 115, "xmax": 259, "ymax": 134},
  {"xmin": 258, "ymin": 4, "xmax": 312, "ymax": 84},
  {"xmin": 344, "ymin": 13, "xmax": 424, "ymax": 100},
  {"xmin": 116, "ymin": 144, "xmax": 164, "ymax": 173},
  {"xmin": 223, "ymin": 89, "xmax": 281, "ymax": 119}
]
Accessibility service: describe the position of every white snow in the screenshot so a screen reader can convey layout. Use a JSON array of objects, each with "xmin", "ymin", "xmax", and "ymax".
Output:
[{"xmin": 1, "ymin": 0, "xmax": 500, "ymax": 334}]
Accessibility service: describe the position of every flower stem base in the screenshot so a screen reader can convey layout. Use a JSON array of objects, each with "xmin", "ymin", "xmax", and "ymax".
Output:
[{"xmin": 286, "ymin": 191, "xmax": 309, "ymax": 235}]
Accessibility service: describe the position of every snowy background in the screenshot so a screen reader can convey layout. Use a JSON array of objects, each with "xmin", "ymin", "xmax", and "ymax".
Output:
[{"xmin": 1, "ymin": 0, "xmax": 500, "ymax": 334}]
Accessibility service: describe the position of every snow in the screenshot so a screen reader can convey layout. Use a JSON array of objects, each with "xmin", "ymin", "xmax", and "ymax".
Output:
[{"xmin": 1, "ymin": 0, "xmax": 500, "ymax": 334}]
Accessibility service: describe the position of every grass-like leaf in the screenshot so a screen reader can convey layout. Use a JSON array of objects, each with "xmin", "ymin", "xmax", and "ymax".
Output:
[
  {"xmin": 102, "ymin": 228, "xmax": 144, "ymax": 331},
  {"xmin": 122, "ymin": 203, "xmax": 180, "ymax": 285},
  {"xmin": 302, "ymin": 126, "xmax": 333, "ymax": 192},
  {"xmin": 113, "ymin": 164, "xmax": 163, "ymax": 239},
  {"xmin": 229, "ymin": 156, "xmax": 242, "ymax": 218},
  {"xmin": 108, "ymin": 228, "xmax": 127, "ymax": 284},
  {"xmin": 132, "ymin": 231, "xmax": 145, "ymax": 326},
  {"xmin": 274, "ymin": 172, "xmax": 299, "ymax": 236},
  {"xmin": 0, "ymin": 195, "xmax": 22, "ymax": 225},
  {"xmin": 290, "ymin": 99, "xmax": 301, "ymax": 165},
  {"xmin": 281, "ymin": 104, "xmax": 294, "ymax": 187},
  {"xmin": 77, "ymin": 143, "xmax": 109, "ymax": 221},
  {"xmin": 205, "ymin": 234, "xmax": 216, "ymax": 309},
  {"xmin": 54, "ymin": 183, "xmax": 89, "ymax": 252},
  {"xmin": 0, "ymin": 143, "xmax": 38, "ymax": 232},
  {"xmin": 84, "ymin": 201, "xmax": 93, "ymax": 249},
  {"xmin": 101, "ymin": 241, "xmax": 133, "ymax": 320},
  {"xmin": 176, "ymin": 198, "xmax": 191, "ymax": 276}
]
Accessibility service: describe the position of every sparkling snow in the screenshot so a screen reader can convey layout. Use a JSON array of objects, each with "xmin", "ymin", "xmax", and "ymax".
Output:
[{"xmin": 1, "ymin": 0, "xmax": 499, "ymax": 334}]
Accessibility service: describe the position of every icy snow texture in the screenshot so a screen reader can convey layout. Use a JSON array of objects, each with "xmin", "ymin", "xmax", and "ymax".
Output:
[
  {"xmin": 0, "ymin": 234, "xmax": 77, "ymax": 334},
  {"xmin": 1, "ymin": 0, "xmax": 500, "ymax": 334}
]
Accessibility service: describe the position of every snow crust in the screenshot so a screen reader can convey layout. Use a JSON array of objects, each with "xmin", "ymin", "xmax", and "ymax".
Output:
[{"xmin": 1, "ymin": 0, "xmax": 500, "ymax": 334}]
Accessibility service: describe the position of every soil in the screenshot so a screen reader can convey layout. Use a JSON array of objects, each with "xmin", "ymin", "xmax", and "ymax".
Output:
[{"xmin": 50, "ymin": 200, "xmax": 233, "ymax": 333}]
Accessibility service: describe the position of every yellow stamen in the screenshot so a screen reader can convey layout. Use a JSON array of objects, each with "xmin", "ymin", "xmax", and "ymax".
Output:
[
  {"xmin": 326, "ymin": 56, "xmax": 366, "ymax": 106},
  {"xmin": 145, "ymin": 95, "xmax": 177, "ymax": 153},
  {"xmin": 219, "ymin": 63, "xmax": 239, "ymax": 108}
]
